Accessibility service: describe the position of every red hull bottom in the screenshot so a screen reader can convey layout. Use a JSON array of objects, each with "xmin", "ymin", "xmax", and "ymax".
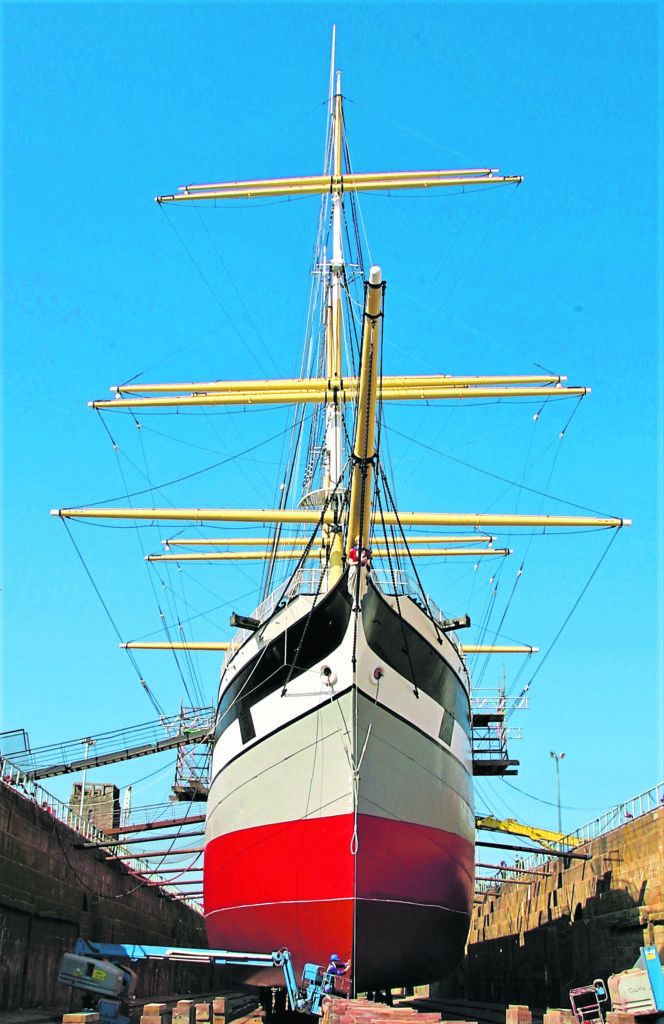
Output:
[{"xmin": 204, "ymin": 812, "xmax": 473, "ymax": 990}]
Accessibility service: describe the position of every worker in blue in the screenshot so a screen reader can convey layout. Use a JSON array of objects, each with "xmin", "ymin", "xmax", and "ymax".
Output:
[{"xmin": 324, "ymin": 953, "xmax": 348, "ymax": 993}]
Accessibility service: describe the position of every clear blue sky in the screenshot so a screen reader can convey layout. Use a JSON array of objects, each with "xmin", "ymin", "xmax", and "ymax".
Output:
[{"xmin": 2, "ymin": 2, "xmax": 662, "ymax": 836}]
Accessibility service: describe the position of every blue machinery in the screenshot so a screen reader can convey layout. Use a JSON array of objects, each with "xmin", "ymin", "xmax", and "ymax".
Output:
[
  {"xmin": 608, "ymin": 946, "xmax": 664, "ymax": 1020},
  {"xmin": 569, "ymin": 947, "xmax": 664, "ymax": 1024},
  {"xmin": 58, "ymin": 940, "xmax": 341, "ymax": 1023}
]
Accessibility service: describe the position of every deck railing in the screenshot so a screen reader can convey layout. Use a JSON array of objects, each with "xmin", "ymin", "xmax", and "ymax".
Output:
[{"xmin": 0, "ymin": 757, "xmax": 203, "ymax": 913}]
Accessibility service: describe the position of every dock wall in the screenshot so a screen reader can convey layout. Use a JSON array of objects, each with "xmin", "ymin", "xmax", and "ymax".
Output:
[
  {"xmin": 0, "ymin": 779, "xmax": 223, "ymax": 1012},
  {"xmin": 434, "ymin": 807, "xmax": 664, "ymax": 1007}
]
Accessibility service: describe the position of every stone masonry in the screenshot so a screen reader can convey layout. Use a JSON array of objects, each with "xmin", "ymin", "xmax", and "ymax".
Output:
[{"xmin": 434, "ymin": 807, "xmax": 663, "ymax": 1007}]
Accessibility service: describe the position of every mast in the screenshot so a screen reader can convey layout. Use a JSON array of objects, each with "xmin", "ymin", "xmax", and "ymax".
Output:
[
  {"xmin": 326, "ymin": 70, "xmax": 344, "ymax": 492},
  {"xmin": 323, "ymin": 69, "xmax": 346, "ymax": 584},
  {"xmin": 346, "ymin": 266, "xmax": 383, "ymax": 558}
]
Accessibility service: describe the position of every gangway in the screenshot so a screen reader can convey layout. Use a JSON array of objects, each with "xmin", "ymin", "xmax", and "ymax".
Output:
[{"xmin": 7, "ymin": 709, "xmax": 214, "ymax": 781}]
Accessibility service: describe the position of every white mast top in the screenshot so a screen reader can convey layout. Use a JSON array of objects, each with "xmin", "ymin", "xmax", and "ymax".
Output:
[{"xmin": 324, "ymin": 66, "xmax": 345, "ymax": 500}]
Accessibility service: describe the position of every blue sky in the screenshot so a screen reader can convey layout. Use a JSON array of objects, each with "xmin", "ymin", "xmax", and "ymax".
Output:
[{"xmin": 2, "ymin": 2, "xmax": 662, "ymax": 839}]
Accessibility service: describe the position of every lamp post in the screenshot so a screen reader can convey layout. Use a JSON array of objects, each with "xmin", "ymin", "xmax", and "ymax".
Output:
[
  {"xmin": 79, "ymin": 737, "xmax": 96, "ymax": 818},
  {"xmin": 550, "ymin": 751, "xmax": 565, "ymax": 834}
]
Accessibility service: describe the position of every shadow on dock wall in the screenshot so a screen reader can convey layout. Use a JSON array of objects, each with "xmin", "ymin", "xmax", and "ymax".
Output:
[
  {"xmin": 0, "ymin": 780, "xmax": 224, "ymax": 1012},
  {"xmin": 434, "ymin": 808, "xmax": 664, "ymax": 1008}
]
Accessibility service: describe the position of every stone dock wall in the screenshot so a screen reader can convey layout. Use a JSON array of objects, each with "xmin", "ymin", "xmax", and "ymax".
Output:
[
  {"xmin": 0, "ymin": 779, "xmax": 225, "ymax": 1012},
  {"xmin": 434, "ymin": 807, "xmax": 664, "ymax": 1007}
]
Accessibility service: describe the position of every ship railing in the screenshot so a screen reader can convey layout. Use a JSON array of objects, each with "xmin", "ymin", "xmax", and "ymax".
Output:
[
  {"xmin": 371, "ymin": 569, "xmax": 465, "ymax": 645},
  {"xmin": 0, "ymin": 755, "xmax": 203, "ymax": 913},
  {"xmin": 224, "ymin": 566, "xmax": 461, "ymax": 662},
  {"xmin": 224, "ymin": 570, "xmax": 323, "ymax": 658}
]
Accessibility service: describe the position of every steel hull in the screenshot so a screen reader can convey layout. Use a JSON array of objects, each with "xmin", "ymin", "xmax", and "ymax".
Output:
[{"xmin": 204, "ymin": 573, "xmax": 474, "ymax": 991}]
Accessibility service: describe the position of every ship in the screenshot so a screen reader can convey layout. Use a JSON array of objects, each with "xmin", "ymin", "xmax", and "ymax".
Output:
[{"xmin": 51, "ymin": 49, "xmax": 629, "ymax": 995}]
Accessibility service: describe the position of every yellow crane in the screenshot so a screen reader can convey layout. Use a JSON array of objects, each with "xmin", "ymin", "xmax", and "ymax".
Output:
[{"xmin": 475, "ymin": 814, "xmax": 573, "ymax": 848}]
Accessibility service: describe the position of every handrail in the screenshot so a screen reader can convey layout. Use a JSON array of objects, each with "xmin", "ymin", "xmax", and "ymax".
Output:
[
  {"xmin": 475, "ymin": 781, "xmax": 664, "ymax": 895},
  {"xmin": 0, "ymin": 757, "xmax": 203, "ymax": 913},
  {"xmin": 565, "ymin": 781, "xmax": 664, "ymax": 845}
]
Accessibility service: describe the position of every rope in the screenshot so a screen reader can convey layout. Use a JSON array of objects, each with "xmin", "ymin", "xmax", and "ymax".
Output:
[
  {"xmin": 506, "ymin": 529, "xmax": 621, "ymax": 712},
  {"xmin": 61, "ymin": 519, "xmax": 165, "ymax": 717}
]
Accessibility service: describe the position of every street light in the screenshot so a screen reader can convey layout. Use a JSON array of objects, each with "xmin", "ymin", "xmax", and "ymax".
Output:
[{"xmin": 550, "ymin": 751, "xmax": 565, "ymax": 834}]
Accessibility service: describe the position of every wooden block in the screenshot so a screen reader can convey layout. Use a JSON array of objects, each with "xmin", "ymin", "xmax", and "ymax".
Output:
[
  {"xmin": 63, "ymin": 1014, "xmax": 101, "ymax": 1023},
  {"xmin": 145, "ymin": 1007, "xmax": 168, "ymax": 1017},
  {"xmin": 174, "ymin": 1014, "xmax": 193, "ymax": 1024},
  {"xmin": 544, "ymin": 1011, "xmax": 575, "ymax": 1024},
  {"xmin": 507, "ymin": 1006, "xmax": 532, "ymax": 1024},
  {"xmin": 177, "ymin": 1001, "xmax": 195, "ymax": 1012},
  {"xmin": 213, "ymin": 997, "xmax": 227, "ymax": 1013},
  {"xmin": 195, "ymin": 1004, "xmax": 211, "ymax": 1022}
]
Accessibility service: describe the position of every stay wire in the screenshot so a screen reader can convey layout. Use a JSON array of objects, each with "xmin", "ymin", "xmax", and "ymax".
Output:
[
  {"xmin": 158, "ymin": 204, "xmax": 270, "ymax": 376},
  {"xmin": 193, "ymin": 204, "xmax": 279, "ymax": 374},
  {"xmin": 279, "ymin": 501, "xmax": 344, "ymax": 697},
  {"xmin": 262, "ymin": 400, "xmax": 309, "ymax": 598},
  {"xmin": 60, "ymin": 518, "xmax": 165, "ymax": 717},
  {"xmin": 112, "ymin": 422, "xmax": 203, "ymax": 711},
  {"xmin": 389, "ymin": 425, "xmax": 619, "ymax": 519},
  {"xmin": 506, "ymin": 529, "xmax": 621, "ymax": 714},
  {"xmin": 499, "ymin": 777, "xmax": 614, "ymax": 814},
  {"xmin": 81, "ymin": 418, "xmax": 306, "ymax": 508}
]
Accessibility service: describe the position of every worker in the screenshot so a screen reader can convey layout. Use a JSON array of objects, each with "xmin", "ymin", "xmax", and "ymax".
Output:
[
  {"xmin": 348, "ymin": 538, "xmax": 372, "ymax": 567},
  {"xmin": 324, "ymin": 953, "xmax": 348, "ymax": 993}
]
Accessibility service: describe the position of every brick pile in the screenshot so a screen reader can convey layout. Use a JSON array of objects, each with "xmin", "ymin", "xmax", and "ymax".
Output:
[
  {"xmin": 321, "ymin": 995, "xmax": 639, "ymax": 1024},
  {"xmin": 323, "ymin": 994, "xmax": 444, "ymax": 1024}
]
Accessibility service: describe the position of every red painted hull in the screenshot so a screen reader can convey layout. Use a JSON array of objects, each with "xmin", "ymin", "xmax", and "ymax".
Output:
[{"xmin": 204, "ymin": 811, "xmax": 473, "ymax": 990}]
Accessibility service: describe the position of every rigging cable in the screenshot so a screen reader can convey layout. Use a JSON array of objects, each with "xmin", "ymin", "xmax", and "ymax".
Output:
[
  {"xmin": 498, "ymin": 777, "xmax": 615, "ymax": 813},
  {"xmin": 134, "ymin": 409, "xmax": 206, "ymax": 709},
  {"xmin": 106, "ymin": 416, "xmax": 206, "ymax": 710},
  {"xmin": 193, "ymin": 204, "xmax": 279, "ymax": 375},
  {"xmin": 87, "ymin": 414, "xmax": 304, "ymax": 508},
  {"xmin": 505, "ymin": 528, "xmax": 621, "ymax": 716},
  {"xmin": 389, "ymin": 423, "xmax": 617, "ymax": 518},
  {"xmin": 158, "ymin": 204, "xmax": 272, "ymax": 378},
  {"xmin": 59, "ymin": 518, "xmax": 165, "ymax": 717}
]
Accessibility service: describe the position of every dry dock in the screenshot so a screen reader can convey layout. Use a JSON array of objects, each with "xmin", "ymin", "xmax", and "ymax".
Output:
[
  {"xmin": 435, "ymin": 799, "xmax": 663, "ymax": 1007},
  {"xmin": 1, "ymin": 768, "xmax": 662, "ymax": 1017},
  {"xmin": 0, "ymin": 777, "xmax": 227, "ymax": 1013}
]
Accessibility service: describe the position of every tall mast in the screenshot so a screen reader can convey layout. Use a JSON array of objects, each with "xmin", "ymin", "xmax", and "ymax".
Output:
[
  {"xmin": 321, "ymin": 68, "xmax": 346, "ymax": 587},
  {"xmin": 324, "ymin": 70, "xmax": 345, "ymax": 499}
]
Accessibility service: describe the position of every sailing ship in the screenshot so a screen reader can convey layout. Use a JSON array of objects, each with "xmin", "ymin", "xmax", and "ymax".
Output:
[{"xmin": 52, "ymin": 56, "xmax": 628, "ymax": 994}]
